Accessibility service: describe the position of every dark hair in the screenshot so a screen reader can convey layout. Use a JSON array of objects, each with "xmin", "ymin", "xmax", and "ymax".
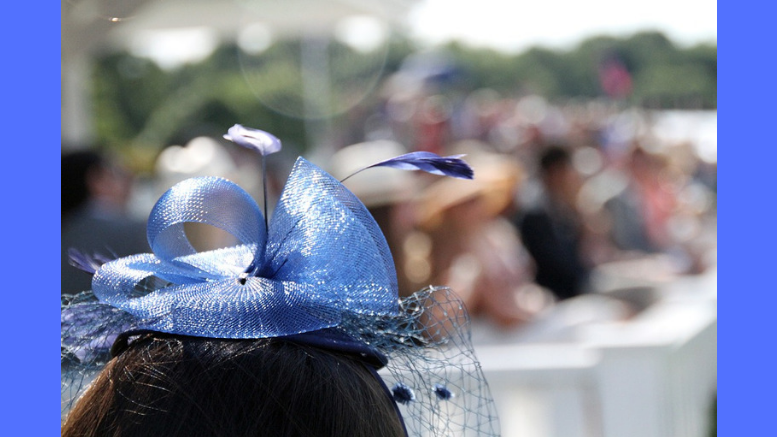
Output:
[
  {"xmin": 538, "ymin": 146, "xmax": 571, "ymax": 175},
  {"xmin": 62, "ymin": 150, "xmax": 104, "ymax": 219},
  {"xmin": 62, "ymin": 335, "xmax": 405, "ymax": 437}
]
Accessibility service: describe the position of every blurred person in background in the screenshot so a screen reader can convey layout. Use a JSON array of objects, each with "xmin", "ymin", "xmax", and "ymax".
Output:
[
  {"xmin": 62, "ymin": 150, "xmax": 149, "ymax": 295},
  {"xmin": 414, "ymin": 94, "xmax": 452, "ymax": 155},
  {"xmin": 604, "ymin": 146, "xmax": 676, "ymax": 253},
  {"xmin": 330, "ymin": 140, "xmax": 419, "ymax": 297},
  {"xmin": 418, "ymin": 146, "xmax": 551, "ymax": 328},
  {"xmin": 601, "ymin": 143, "xmax": 713, "ymax": 275},
  {"xmin": 517, "ymin": 145, "xmax": 592, "ymax": 301}
]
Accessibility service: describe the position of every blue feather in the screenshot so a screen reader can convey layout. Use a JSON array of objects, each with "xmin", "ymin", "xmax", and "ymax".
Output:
[{"xmin": 342, "ymin": 151, "xmax": 474, "ymax": 181}]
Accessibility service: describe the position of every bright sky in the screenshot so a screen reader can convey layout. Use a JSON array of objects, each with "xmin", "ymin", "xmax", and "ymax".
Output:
[
  {"xmin": 407, "ymin": 0, "xmax": 717, "ymax": 53},
  {"xmin": 121, "ymin": 0, "xmax": 716, "ymax": 70}
]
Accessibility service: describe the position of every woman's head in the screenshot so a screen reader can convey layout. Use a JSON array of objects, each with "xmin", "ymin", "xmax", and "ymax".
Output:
[
  {"xmin": 61, "ymin": 126, "xmax": 501, "ymax": 436},
  {"xmin": 62, "ymin": 334, "xmax": 405, "ymax": 437}
]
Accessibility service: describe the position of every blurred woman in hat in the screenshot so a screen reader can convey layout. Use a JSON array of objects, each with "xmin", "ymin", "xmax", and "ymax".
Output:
[{"xmin": 417, "ymin": 146, "xmax": 552, "ymax": 328}]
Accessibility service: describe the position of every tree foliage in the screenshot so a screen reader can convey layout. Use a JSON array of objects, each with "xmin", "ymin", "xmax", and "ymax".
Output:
[
  {"xmin": 88, "ymin": 31, "xmax": 716, "ymax": 167},
  {"xmin": 443, "ymin": 31, "xmax": 716, "ymax": 107}
]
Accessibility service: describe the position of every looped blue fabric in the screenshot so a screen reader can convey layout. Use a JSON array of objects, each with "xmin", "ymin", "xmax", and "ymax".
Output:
[{"xmin": 92, "ymin": 157, "xmax": 399, "ymax": 339}]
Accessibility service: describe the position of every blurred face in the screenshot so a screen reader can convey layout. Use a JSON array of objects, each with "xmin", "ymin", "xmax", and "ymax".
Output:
[
  {"xmin": 448, "ymin": 195, "xmax": 488, "ymax": 230},
  {"xmin": 546, "ymin": 163, "xmax": 581, "ymax": 205},
  {"xmin": 629, "ymin": 152, "xmax": 651, "ymax": 180},
  {"xmin": 87, "ymin": 163, "xmax": 133, "ymax": 208}
]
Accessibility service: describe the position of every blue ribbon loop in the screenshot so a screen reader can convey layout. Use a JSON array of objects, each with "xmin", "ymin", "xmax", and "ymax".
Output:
[{"xmin": 92, "ymin": 157, "xmax": 399, "ymax": 339}]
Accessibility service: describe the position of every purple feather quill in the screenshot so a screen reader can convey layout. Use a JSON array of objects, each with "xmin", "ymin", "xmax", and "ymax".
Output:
[
  {"xmin": 341, "ymin": 151, "xmax": 474, "ymax": 182},
  {"xmin": 223, "ymin": 124, "xmax": 282, "ymax": 156},
  {"xmin": 68, "ymin": 248, "xmax": 113, "ymax": 275},
  {"xmin": 223, "ymin": 124, "xmax": 283, "ymax": 232}
]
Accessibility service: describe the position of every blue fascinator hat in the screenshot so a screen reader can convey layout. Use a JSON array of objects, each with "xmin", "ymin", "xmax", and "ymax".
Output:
[{"xmin": 62, "ymin": 125, "xmax": 499, "ymax": 436}]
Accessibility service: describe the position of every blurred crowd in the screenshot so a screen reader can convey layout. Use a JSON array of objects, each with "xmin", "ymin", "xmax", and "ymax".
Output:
[
  {"xmin": 62, "ymin": 67, "xmax": 717, "ymax": 333},
  {"xmin": 326, "ymin": 68, "xmax": 717, "ymax": 329}
]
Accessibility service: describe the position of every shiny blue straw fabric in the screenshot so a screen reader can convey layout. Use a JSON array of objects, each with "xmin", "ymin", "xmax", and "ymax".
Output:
[
  {"xmin": 91, "ymin": 157, "xmax": 399, "ymax": 339},
  {"xmin": 62, "ymin": 155, "xmax": 500, "ymax": 435}
]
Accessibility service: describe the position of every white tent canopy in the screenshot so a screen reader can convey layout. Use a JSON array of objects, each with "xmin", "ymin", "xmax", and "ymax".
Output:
[{"xmin": 62, "ymin": 0, "xmax": 417, "ymax": 147}]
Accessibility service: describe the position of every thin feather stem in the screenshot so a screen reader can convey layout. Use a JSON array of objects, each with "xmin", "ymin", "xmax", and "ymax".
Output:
[{"xmin": 262, "ymin": 156, "xmax": 269, "ymax": 234}]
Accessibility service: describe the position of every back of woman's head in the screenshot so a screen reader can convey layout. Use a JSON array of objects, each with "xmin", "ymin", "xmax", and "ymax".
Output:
[
  {"xmin": 62, "ymin": 335, "xmax": 405, "ymax": 437},
  {"xmin": 61, "ymin": 126, "xmax": 501, "ymax": 437}
]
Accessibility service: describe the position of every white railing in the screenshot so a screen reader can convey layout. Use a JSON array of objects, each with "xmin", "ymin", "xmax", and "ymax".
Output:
[{"xmin": 476, "ymin": 268, "xmax": 717, "ymax": 437}]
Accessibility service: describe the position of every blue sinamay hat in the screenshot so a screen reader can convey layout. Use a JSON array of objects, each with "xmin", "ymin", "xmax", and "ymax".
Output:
[{"xmin": 62, "ymin": 125, "xmax": 499, "ymax": 436}]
